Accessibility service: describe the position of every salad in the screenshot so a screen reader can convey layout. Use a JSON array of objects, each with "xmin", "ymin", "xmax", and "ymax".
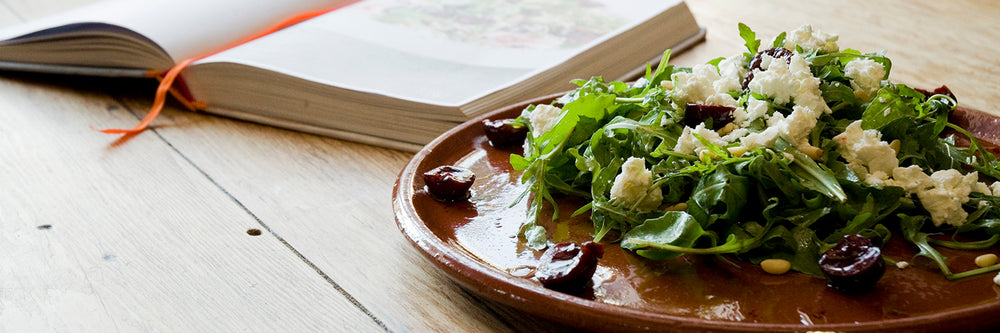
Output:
[{"xmin": 505, "ymin": 24, "xmax": 1000, "ymax": 289}]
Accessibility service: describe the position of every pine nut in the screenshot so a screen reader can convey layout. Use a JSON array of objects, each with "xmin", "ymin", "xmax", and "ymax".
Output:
[
  {"xmin": 727, "ymin": 146, "xmax": 749, "ymax": 157},
  {"xmin": 664, "ymin": 202, "xmax": 688, "ymax": 211},
  {"xmin": 799, "ymin": 145, "xmax": 824, "ymax": 161},
  {"xmin": 717, "ymin": 123, "xmax": 737, "ymax": 136},
  {"xmin": 975, "ymin": 254, "xmax": 998, "ymax": 268},
  {"xmin": 761, "ymin": 259, "xmax": 791, "ymax": 275},
  {"xmin": 890, "ymin": 139, "xmax": 901, "ymax": 154}
]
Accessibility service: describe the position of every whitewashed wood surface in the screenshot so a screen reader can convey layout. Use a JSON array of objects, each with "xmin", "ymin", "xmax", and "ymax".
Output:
[{"xmin": 0, "ymin": 0, "xmax": 997, "ymax": 332}]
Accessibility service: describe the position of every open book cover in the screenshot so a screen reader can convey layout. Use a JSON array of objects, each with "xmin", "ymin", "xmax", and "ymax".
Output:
[{"xmin": 0, "ymin": 0, "xmax": 704, "ymax": 152}]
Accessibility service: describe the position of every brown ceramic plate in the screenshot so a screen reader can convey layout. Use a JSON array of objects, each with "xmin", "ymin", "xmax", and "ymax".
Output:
[{"xmin": 393, "ymin": 94, "xmax": 1000, "ymax": 332}]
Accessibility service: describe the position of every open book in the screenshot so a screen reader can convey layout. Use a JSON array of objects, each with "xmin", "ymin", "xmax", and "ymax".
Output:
[{"xmin": 0, "ymin": 0, "xmax": 704, "ymax": 152}]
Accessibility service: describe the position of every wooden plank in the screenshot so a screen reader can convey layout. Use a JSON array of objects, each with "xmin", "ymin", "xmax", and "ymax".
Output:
[{"xmin": 0, "ymin": 75, "xmax": 385, "ymax": 332}]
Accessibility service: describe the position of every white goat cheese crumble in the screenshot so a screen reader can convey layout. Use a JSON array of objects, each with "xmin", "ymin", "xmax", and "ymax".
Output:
[
  {"xmin": 844, "ymin": 58, "xmax": 886, "ymax": 102},
  {"xmin": 674, "ymin": 123, "xmax": 747, "ymax": 155},
  {"xmin": 610, "ymin": 157, "xmax": 663, "ymax": 211},
  {"xmin": 783, "ymin": 24, "xmax": 839, "ymax": 53},
  {"xmin": 747, "ymin": 53, "xmax": 831, "ymax": 115},
  {"xmin": 527, "ymin": 104, "xmax": 562, "ymax": 137},
  {"xmin": 714, "ymin": 54, "xmax": 748, "ymax": 94},
  {"xmin": 671, "ymin": 64, "xmax": 722, "ymax": 106},
  {"xmin": 889, "ymin": 165, "xmax": 930, "ymax": 194},
  {"xmin": 733, "ymin": 97, "xmax": 769, "ymax": 127},
  {"xmin": 885, "ymin": 166, "xmax": 992, "ymax": 227},
  {"xmin": 780, "ymin": 105, "xmax": 821, "ymax": 148},
  {"xmin": 740, "ymin": 126, "xmax": 781, "ymax": 150},
  {"xmin": 674, "ymin": 124, "xmax": 722, "ymax": 155},
  {"xmin": 741, "ymin": 104, "xmax": 823, "ymax": 152},
  {"xmin": 671, "ymin": 55, "xmax": 745, "ymax": 108},
  {"xmin": 834, "ymin": 120, "xmax": 899, "ymax": 185},
  {"xmin": 917, "ymin": 169, "xmax": 980, "ymax": 227}
]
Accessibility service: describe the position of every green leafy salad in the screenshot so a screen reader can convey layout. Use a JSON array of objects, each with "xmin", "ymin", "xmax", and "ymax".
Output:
[{"xmin": 508, "ymin": 24, "xmax": 1000, "ymax": 281}]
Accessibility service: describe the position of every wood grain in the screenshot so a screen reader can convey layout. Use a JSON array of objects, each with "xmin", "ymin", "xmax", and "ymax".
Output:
[
  {"xmin": 113, "ymin": 88, "xmax": 523, "ymax": 332},
  {"xmin": 0, "ymin": 0, "xmax": 997, "ymax": 332}
]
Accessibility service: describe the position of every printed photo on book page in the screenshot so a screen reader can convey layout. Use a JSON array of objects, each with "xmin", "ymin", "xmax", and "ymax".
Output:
[
  {"xmin": 194, "ymin": 0, "xmax": 683, "ymax": 106},
  {"xmin": 326, "ymin": 0, "xmax": 664, "ymax": 69}
]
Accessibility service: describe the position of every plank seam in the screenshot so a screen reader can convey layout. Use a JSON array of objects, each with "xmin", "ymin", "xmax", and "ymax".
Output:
[{"xmin": 113, "ymin": 98, "xmax": 393, "ymax": 332}]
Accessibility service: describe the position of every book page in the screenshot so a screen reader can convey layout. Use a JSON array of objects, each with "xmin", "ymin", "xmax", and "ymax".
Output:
[
  {"xmin": 0, "ymin": 0, "xmax": 341, "ymax": 62},
  {"xmin": 195, "ymin": 0, "xmax": 682, "ymax": 106}
]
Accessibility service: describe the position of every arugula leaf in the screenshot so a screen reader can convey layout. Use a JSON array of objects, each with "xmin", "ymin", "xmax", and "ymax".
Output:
[
  {"xmin": 828, "ymin": 187, "xmax": 903, "ymax": 242},
  {"xmin": 686, "ymin": 164, "xmax": 751, "ymax": 228},
  {"xmin": 821, "ymin": 81, "xmax": 863, "ymax": 118},
  {"xmin": 738, "ymin": 23, "xmax": 760, "ymax": 55},
  {"xmin": 771, "ymin": 31, "xmax": 787, "ymax": 49},
  {"xmin": 643, "ymin": 50, "xmax": 675, "ymax": 88},
  {"xmin": 770, "ymin": 139, "xmax": 847, "ymax": 202},
  {"xmin": 621, "ymin": 211, "xmax": 707, "ymax": 260},
  {"xmin": 623, "ymin": 199, "xmax": 785, "ymax": 260},
  {"xmin": 861, "ymin": 84, "xmax": 925, "ymax": 130}
]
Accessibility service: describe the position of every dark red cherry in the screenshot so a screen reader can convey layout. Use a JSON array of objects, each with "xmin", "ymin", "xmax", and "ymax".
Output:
[
  {"xmin": 536, "ymin": 241, "xmax": 604, "ymax": 293},
  {"xmin": 422, "ymin": 165, "xmax": 475, "ymax": 202},
  {"xmin": 683, "ymin": 103, "xmax": 735, "ymax": 128},
  {"xmin": 819, "ymin": 234, "xmax": 885, "ymax": 294},
  {"xmin": 482, "ymin": 119, "xmax": 528, "ymax": 148}
]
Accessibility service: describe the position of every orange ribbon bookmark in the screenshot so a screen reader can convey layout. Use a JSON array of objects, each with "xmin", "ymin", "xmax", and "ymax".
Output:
[{"xmin": 100, "ymin": 1, "xmax": 359, "ymax": 135}]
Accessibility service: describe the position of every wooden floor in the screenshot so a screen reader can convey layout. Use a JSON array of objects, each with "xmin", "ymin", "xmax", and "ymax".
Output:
[{"xmin": 1, "ymin": 0, "xmax": 997, "ymax": 331}]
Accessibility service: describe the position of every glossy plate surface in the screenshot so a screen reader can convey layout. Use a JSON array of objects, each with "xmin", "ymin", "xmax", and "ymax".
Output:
[{"xmin": 393, "ymin": 94, "xmax": 1000, "ymax": 332}]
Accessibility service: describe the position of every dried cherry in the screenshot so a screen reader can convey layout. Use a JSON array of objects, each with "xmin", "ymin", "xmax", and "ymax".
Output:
[
  {"xmin": 683, "ymin": 103, "xmax": 735, "ymax": 128},
  {"xmin": 482, "ymin": 119, "xmax": 528, "ymax": 148},
  {"xmin": 536, "ymin": 241, "xmax": 604, "ymax": 293},
  {"xmin": 818, "ymin": 234, "xmax": 885, "ymax": 294},
  {"xmin": 422, "ymin": 165, "xmax": 475, "ymax": 202}
]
